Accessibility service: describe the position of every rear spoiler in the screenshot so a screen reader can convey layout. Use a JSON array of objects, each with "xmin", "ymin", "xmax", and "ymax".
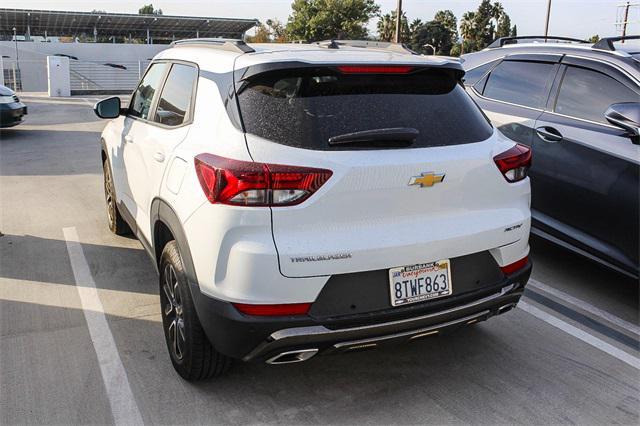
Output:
[{"xmin": 233, "ymin": 61, "xmax": 466, "ymax": 84}]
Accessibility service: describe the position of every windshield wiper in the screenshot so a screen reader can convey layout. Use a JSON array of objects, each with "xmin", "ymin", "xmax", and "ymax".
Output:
[{"xmin": 328, "ymin": 127, "xmax": 419, "ymax": 147}]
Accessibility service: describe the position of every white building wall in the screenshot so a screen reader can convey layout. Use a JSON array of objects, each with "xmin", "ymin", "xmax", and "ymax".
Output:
[{"xmin": 0, "ymin": 42, "xmax": 167, "ymax": 92}]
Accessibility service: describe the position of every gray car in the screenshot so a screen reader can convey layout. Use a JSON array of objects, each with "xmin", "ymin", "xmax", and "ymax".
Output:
[{"xmin": 462, "ymin": 36, "xmax": 640, "ymax": 279}]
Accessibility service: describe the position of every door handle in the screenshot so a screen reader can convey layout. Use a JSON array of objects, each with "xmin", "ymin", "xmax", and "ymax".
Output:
[
  {"xmin": 124, "ymin": 135, "xmax": 134, "ymax": 144},
  {"xmin": 535, "ymin": 126, "xmax": 563, "ymax": 143},
  {"xmin": 153, "ymin": 151, "xmax": 165, "ymax": 163}
]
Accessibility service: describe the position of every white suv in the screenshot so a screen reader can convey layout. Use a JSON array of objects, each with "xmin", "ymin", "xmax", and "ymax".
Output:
[{"xmin": 94, "ymin": 39, "xmax": 532, "ymax": 381}]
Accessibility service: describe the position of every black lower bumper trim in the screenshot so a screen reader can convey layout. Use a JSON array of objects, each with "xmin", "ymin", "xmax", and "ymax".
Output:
[{"xmin": 190, "ymin": 263, "xmax": 531, "ymax": 361}]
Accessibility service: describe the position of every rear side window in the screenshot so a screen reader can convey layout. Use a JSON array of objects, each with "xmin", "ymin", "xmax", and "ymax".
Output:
[
  {"xmin": 464, "ymin": 59, "xmax": 499, "ymax": 86},
  {"xmin": 236, "ymin": 67, "xmax": 493, "ymax": 150},
  {"xmin": 129, "ymin": 63, "xmax": 169, "ymax": 120},
  {"xmin": 483, "ymin": 61, "xmax": 556, "ymax": 109},
  {"xmin": 555, "ymin": 66, "xmax": 639, "ymax": 124},
  {"xmin": 154, "ymin": 63, "xmax": 198, "ymax": 126}
]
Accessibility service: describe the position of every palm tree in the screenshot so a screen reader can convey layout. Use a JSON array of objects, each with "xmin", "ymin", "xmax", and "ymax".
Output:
[
  {"xmin": 409, "ymin": 18, "xmax": 423, "ymax": 36},
  {"xmin": 459, "ymin": 11, "xmax": 476, "ymax": 55},
  {"xmin": 491, "ymin": 2, "xmax": 505, "ymax": 41},
  {"xmin": 377, "ymin": 13, "xmax": 395, "ymax": 41}
]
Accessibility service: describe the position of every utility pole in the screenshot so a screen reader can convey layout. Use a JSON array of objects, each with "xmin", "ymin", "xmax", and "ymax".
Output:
[
  {"xmin": 394, "ymin": 0, "xmax": 402, "ymax": 43},
  {"xmin": 544, "ymin": 0, "xmax": 552, "ymax": 38},
  {"xmin": 622, "ymin": 1, "xmax": 630, "ymax": 43}
]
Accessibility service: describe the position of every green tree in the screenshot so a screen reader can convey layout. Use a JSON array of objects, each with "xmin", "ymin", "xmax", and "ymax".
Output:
[
  {"xmin": 409, "ymin": 18, "xmax": 424, "ymax": 36},
  {"xmin": 434, "ymin": 10, "xmax": 458, "ymax": 37},
  {"xmin": 496, "ymin": 13, "xmax": 511, "ymax": 38},
  {"xmin": 411, "ymin": 20, "xmax": 454, "ymax": 55},
  {"xmin": 246, "ymin": 19, "xmax": 288, "ymax": 43},
  {"xmin": 589, "ymin": 34, "xmax": 600, "ymax": 43},
  {"xmin": 433, "ymin": 10, "xmax": 458, "ymax": 50},
  {"xmin": 459, "ymin": 11, "xmax": 477, "ymax": 55},
  {"xmin": 510, "ymin": 24, "xmax": 517, "ymax": 37},
  {"xmin": 138, "ymin": 4, "xmax": 162, "ymax": 15},
  {"xmin": 457, "ymin": 1, "xmax": 515, "ymax": 54},
  {"xmin": 376, "ymin": 10, "xmax": 410, "ymax": 42},
  {"xmin": 286, "ymin": 0, "xmax": 379, "ymax": 42}
]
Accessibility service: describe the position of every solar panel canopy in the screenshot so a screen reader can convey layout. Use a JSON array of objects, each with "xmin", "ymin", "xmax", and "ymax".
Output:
[{"xmin": 0, "ymin": 8, "xmax": 258, "ymax": 42}]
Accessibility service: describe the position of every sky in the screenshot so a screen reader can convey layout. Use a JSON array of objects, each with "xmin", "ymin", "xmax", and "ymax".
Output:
[{"xmin": 1, "ymin": 0, "xmax": 636, "ymax": 40}]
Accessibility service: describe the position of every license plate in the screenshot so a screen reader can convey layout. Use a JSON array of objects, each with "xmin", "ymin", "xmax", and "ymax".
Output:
[{"xmin": 388, "ymin": 260, "xmax": 452, "ymax": 307}]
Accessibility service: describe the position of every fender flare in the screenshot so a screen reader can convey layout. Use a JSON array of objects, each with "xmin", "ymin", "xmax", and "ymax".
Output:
[{"xmin": 150, "ymin": 198, "xmax": 199, "ymax": 289}]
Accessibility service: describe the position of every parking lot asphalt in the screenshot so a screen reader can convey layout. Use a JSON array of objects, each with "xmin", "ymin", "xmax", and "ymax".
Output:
[{"xmin": 1, "ymin": 94, "xmax": 638, "ymax": 425}]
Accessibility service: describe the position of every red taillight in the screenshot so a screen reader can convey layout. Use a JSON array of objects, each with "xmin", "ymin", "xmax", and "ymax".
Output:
[
  {"xmin": 493, "ymin": 144, "xmax": 532, "ymax": 183},
  {"xmin": 500, "ymin": 256, "xmax": 529, "ymax": 275},
  {"xmin": 233, "ymin": 302, "xmax": 312, "ymax": 316},
  {"xmin": 337, "ymin": 65, "xmax": 414, "ymax": 74},
  {"xmin": 194, "ymin": 154, "xmax": 332, "ymax": 207}
]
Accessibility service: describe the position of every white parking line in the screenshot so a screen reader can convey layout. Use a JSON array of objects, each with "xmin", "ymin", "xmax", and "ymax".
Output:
[
  {"xmin": 528, "ymin": 278, "xmax": 640, "ymax": 336},
  {"xmin": 519, "ymin": 300, "xmax": 640, "ymax": 370},
  {"xmin": 63, "ymin": 227, "xmax": 144, "ymax": 426}
]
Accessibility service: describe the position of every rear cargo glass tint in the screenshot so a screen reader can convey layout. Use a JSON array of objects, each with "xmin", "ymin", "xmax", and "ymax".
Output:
[{"xmin": 236, "ymin": 67, "xmax": 493, "ymax": 150}]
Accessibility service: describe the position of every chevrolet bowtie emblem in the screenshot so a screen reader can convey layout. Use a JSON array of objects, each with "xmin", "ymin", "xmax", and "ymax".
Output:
[{"xmin": 408, "ymin": 172, "xmax": 445, "ymax": 187}]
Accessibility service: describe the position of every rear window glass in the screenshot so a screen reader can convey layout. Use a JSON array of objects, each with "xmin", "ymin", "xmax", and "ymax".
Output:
[{"xmin": 236, "ymin": 67, "xmax": 493, "ymax": 150}]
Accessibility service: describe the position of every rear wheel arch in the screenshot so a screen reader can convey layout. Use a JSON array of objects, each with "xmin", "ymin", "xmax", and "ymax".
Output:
[{"xmin": 151, "ymin": 198, "xmax": 199, "ymax": 287}]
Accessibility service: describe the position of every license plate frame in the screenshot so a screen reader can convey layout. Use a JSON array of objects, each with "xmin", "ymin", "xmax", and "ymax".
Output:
[{"xmin": 388, "ymin": 259, "xmax": 452, "ymax": 307}]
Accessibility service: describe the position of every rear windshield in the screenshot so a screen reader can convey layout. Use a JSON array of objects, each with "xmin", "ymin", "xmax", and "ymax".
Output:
[{"xmin": 236, "ymin": 67, "xmax": 493, "ymax": 150}]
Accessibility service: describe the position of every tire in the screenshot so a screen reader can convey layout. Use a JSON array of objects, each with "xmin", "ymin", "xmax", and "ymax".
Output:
[
  {"xmin": 102, "ymin": 159, "xmax": 131, "ymax": 235},
  {"xmin": 159, "ymin": 241, "xmax": 232, "ymax": 381}
]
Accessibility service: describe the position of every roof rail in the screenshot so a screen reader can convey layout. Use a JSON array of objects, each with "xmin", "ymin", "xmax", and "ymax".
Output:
[
  {"xmin": 316, "ymin": 39, "xmax": 416, "ymax": 55},
  {"xmin": 487, "ymin": 36, "xmax": 589, "ymax": 48},
  {"xmin": 593, "ymin": 35, "xmax": 640, "ymax": 51},
  {"xmin": 170, "ymin": 38, "xmax": 255, "ymax": 53}
]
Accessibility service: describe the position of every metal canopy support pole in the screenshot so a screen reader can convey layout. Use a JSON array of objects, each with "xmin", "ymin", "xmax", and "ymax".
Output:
[
  {"xmin": 147, "ymin": 28, "xmax": 150, "ymax": 44},
  {"xmin": 544, "ymin": 0, "xmax": 552, "ymax": 37},
  {"xmin": 94, "ymin": 26, "xmax": 97, "ymax": 42},
  {"xmin": 196, "ymin": 29, "xmax": 199, "ymax": 38},
  {"xmin": 622, "ymin": 1, "xmax": 630, "ymax": 43}
]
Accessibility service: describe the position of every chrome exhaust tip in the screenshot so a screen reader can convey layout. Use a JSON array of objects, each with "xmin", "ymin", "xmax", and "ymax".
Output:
[
  {"xmin": 498, "ymin": 303, "xmax": 517, "ymax": 315},
  {"xmin": 266, "ymin": 349, "xmax": 319, "ymax": 365}
]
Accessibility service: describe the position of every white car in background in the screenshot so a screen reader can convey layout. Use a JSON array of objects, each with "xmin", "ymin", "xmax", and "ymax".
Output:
[{"xmin": 94, "ymin": 39, "xmax": 532, "ymax": 381}]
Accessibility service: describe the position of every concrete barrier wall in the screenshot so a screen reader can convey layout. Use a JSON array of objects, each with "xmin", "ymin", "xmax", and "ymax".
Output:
[{"xmin": 0, "ymin": 42, "xmax": 167, "ymax": 92}]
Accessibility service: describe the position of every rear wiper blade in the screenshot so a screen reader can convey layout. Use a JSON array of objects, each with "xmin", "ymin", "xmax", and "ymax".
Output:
[{"xmin": 328, "ymin": 127, "xmax": 419, "ymax": 147}]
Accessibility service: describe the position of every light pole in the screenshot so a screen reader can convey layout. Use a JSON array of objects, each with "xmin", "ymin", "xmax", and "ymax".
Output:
[
  {"xmin": 423, "ymin": 43, "xmax": 436, "ymax": 55},
  {"xmin": 394, "ymin": 0, "xmax": 402, "ymax": 43},
  {"xmin": 544, "ymin": 0, "xmax": 552, "ymax": 38},
  {"xmin": 12, "ymin": 27, "xmax": 20, "ymax": 90},
  {"xmin": 12, "ymin": 27, "xmax": 19, "ymax": 63}
]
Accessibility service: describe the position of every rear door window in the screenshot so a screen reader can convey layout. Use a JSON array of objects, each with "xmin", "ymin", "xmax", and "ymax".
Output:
[
  {"xmin": 482, "ymin": 61, "xmax": 556, "ymax": 109},
  {"xmin": 554, "ymin": 65, "xmax": 640, "ymax": 124},
  {"xmin": 236, "ymin": 67, "xmax": 493, "ymax": 151},
  {"xmin": 128, "ymin": 63, "xmax": 169, "ymax": 120},
  {"xmin": 154, "ymin": 63, "xmax": 198, "ymax": 126}
]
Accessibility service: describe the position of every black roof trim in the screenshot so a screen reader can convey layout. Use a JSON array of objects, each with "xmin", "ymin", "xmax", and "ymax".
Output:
[
  {"xmin": 593, "ymin": 35, "xmax": 640, "ymax": 51},
  {"xmin": 488, "ymin": 36, "xmax": 589, "ymax": 48}
]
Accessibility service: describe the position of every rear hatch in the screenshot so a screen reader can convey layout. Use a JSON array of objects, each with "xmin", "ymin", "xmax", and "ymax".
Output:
[{"xmin": 235, "ymin": 58, "xmax": 528, "ymax": 277}]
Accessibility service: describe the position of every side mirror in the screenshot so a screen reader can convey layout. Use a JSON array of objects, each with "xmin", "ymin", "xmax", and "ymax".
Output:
[
  {"xmin": 94, "ymin": 97, "xmax": 122, "ymax": 119},
  {"xmin": 605, "ymin": 102, "xmax": 640, "ymax": 144}
]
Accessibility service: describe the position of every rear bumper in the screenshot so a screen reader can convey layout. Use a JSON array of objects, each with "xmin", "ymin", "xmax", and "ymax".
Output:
[{"xmin": 191, "ymin": 262, "xmax": 531, "ymax": 362}]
